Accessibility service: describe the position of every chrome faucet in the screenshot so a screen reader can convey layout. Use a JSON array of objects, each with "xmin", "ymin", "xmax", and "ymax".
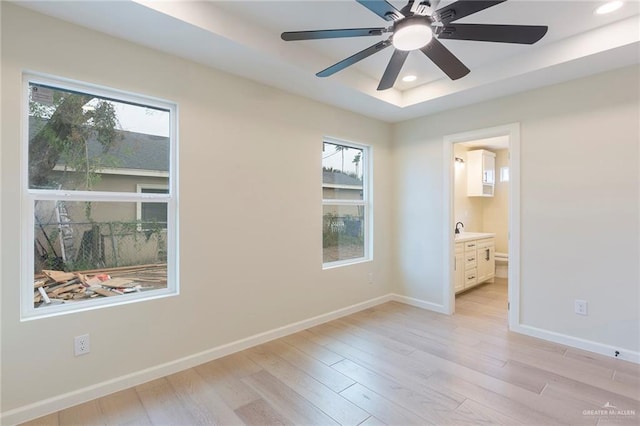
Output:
[{"xmin": 455, "ymin": 222, "xmax": 464, "ymax": 234}]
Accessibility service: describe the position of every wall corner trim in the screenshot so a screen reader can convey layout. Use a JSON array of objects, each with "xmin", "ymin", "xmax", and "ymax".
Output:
[{"xmin": 390, "ymin": 294, "xmax": 449, "ymax": 314}]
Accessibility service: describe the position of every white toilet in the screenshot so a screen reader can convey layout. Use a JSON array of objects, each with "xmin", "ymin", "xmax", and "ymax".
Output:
[{"xmin": 495, "ymin": 252, "xmax": 508, "ymax": 278}]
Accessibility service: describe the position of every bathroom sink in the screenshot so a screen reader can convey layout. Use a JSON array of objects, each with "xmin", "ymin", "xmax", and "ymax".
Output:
[{"xmin": 455, "ymin": 232, "xmax": 495, "ymax": 240}]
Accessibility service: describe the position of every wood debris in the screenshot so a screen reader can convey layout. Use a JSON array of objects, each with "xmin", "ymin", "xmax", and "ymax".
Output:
[{"xmin": 33, "ymin": 264, "xmax": 167, "ymax": 308}]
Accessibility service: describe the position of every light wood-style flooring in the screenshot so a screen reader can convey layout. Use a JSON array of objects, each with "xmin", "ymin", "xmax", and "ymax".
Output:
[{"xmin": 23, "ymin": 279, "xmax": 640, "ymax": 425}]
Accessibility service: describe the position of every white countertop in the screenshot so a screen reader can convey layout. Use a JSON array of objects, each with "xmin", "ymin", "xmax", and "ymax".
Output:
[{"xmin": 454, "ymin": 232, "xmax": 496, "ymax": 242}]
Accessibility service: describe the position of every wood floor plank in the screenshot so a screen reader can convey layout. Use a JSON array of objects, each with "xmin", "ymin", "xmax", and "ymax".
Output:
[
  {"xmin": 614, "ymin": 369, "xmax": 640, "ymax": 388},
  {"xmin": 262, "ymin": 339, "xmax": 355, "ymax": 393},
  {"xmin": 333, "ymin": 358, "xmax": 461, "ymax": 412},
  {"xmin": 296, "ymin": 328, "xmax": 335, "ymax": 346},
  {"xmin": 234, "ymin": 398, "xmax": 293, "ymax": 426},
  {"xmin": 310, "ymin": 324, "xmax": 468, "ymax": 410},
  {"xmin": 281, "ymin": 331, "xmax": 345, "ymax": 366},
  {"xmin": 241, "ymin": 370, "xmax": 339, "ymax": 425},
  {"xmin": 321, "ymin": 332, "xmax": 467, "ymax": 408},
  {"xmin": 475, "ymin": 340, "xmax": 639, "ymax": 399},
  {"xmin": 342, "ymin": 310, "xmax": 509, "ymax": 372},
  {"xmin": 165, "ymin": 368, "xmax": 245, "ymax": 425},
  {"xmin": 564, "ymin": 347, "xmax": 640, "ymax": 377},
  {"xmin": 245, "ymin": 344, "xmax": 370, "ymax": 425},
  {"xmin": 453, "ymin": 398, "xmax": 524, "ymax": 425},
  {"xmin": 333, "ymin": 358, "xmax": 477, "ymax": 424},
  {"xmin": 340, "ymin": 383, "xmax": 427, "ymax": 425},
  {"xmin": 332, "ymin": 317, "xmax": 418, "ymax": 356},
  {"xmin": 357, "ymin": 415, "xmax": 387, "ymax": 426},
  {"xmin": 19, "ymin": 412, "xmax": 59, "ymax": 426},
  {"xmin": 193, "ymin": 357, "xmax": 263, "ymax": 410},
  {"xmin": 135, "ymin": 378, "xmax": 199, "ymax": 425},
  {"xmin": 98, "ymin": 388, "xmax": 151, "ymax": 425},
  {"xmin": 543, "ymin": 381, "xmax": 640, "ymax": 412},
  {"xmin": 58, "ymin": 400, "xmax": 103, "ymax": 425},
  {"xmin": 425, "ymin": 370, "xmax": 567, "ymax": 425},
  {"xmin": 217, "ymin": 351, "xmax": 263, "ymax": 378}
]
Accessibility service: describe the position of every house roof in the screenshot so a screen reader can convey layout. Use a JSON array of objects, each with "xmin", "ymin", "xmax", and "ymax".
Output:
[
  {"xmin": 323, "ymin": 169, "xmax": 362, "ymax": 187},
  {"xmin": 30, "ymin": 117, "xmax": 169, "ymax": 173},
  {"xmin": 94, "ymin": 129, "xmax": 169, "ymax": 172}
]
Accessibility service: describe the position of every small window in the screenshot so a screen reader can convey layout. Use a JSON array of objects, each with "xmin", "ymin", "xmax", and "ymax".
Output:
[
  {"xmin": 24, "ymin": 73, "xmax": 178, "ymax": 319},
  {"xmin": 137, "ymin": 184, "xmax": 169, "ymax": 231},
  {"xmin": 322, "ymin": 139, "xmax": 371, "ymax": 267}
]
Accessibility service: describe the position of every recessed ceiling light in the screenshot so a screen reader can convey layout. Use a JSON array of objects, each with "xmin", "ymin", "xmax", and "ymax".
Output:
[
  {"xmin": 595, "ymin": 1, "xmax": 624, "ymax": 15},
  {"xmin": 402, "ymin": 75, "xmax": 417, "ymax": 82}
]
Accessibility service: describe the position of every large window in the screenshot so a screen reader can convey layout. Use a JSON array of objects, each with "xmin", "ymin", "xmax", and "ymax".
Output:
[
  {"xmin": 322, "ymin": 139, "xmax": 371, "ymax": 267},
  {"xmin": 23, "ymin": 74, "xmax": 178, "ymax": 318}
]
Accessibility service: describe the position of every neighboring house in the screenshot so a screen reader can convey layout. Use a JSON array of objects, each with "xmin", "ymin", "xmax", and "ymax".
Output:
[
  {"xmin": 322, "ymin": 168, "xmax": 362, "ymax": 200},
  {"xmin": 31, "ymin": 118, "xmax": 169, "ymax": 270},
  {"xmin": 322, "ymin": 169, "xmax": 364, "ymax": 236}
]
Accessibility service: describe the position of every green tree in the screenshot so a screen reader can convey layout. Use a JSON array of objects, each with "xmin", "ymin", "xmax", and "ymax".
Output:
[
  {"xmin": 352, "ymin": 152, "xmax": 361, "ymax": 177},
  {"xmin": 29, "ymin": 87, "xmax": 120, "ymax": 190},
  {"xmin": 335, "ymin": 145, "xmax": 345, "ymax": 171}
]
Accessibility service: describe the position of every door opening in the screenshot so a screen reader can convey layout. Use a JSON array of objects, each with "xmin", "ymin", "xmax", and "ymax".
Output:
[{"xmin": 443, "ymin": 124, "xmax": 520, "ymax": 330}]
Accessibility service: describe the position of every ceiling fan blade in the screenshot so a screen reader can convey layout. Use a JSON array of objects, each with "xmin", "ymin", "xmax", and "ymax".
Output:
[
  {"xmin": 378, "ymin": 50, "xmax": 410, "ymax": 90},
  {"xmin": 435, "ymin": 0, "xmax": 506, "ymax": 24},
  {"xmin": 317, "ymin": 40, "xmax": 392, "ymax": 77},
  {"xmin": 356, "ymin": 0, "xmax": 404, "ymax": 21},
  {"xmin": 281, "ymin": 27, "xmax": 386, "ymax": 41},
  {"xmin": 420, "ymin": 38, "xmax": 470, "ymax": 80},
  {"xmin": 438, "ymin": 24, "xmax": 548, "ymax": 44}
]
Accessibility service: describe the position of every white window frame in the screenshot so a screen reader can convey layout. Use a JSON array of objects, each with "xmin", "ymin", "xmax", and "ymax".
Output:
[
  {"xmin": 322, "ymin": 137, "xmax": 372, "ymax": 269},
  {"xmin": 136, "ymin": 183, "xmax": 170, "ymax": 232},
  {"xmin": 21, "ymin": 72, "xmax": 179, "ymax": 320}
]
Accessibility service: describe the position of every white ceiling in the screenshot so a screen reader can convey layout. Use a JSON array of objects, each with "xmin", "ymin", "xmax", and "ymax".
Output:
[{"xmin": 16, "ymin": 0, "xmax": 640, "ymax": 122}]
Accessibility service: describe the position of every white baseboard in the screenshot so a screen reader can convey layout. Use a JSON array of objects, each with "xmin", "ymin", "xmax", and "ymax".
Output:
[
  {"xmin": 391, "ymin": 293, "xmax": 449, "ymax": 314},
  {"xmin": 513, "ymin": 323, "xmax": 640, "ymax": 364},
  {"xmin": 1, "ymin": 293, "xmax": 394, "ymax": 426}
]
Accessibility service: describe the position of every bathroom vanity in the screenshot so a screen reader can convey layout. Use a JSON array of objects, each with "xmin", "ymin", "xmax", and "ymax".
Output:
[{"xmin": 454, "ymin": 232, "xmax": 496, "ymax": 294}]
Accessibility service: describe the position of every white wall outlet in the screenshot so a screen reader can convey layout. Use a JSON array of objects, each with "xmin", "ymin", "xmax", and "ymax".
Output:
[
  {"xmin": 74, "ymin": 334, "xmax": 90, "ymax": 356},
  {"xmin": 367, "ymin": 272, "xmax": 374, "ymax": 284},
  {"xmin": 575, "ymin": 300, "xmax": 588, "ymax": 316}
]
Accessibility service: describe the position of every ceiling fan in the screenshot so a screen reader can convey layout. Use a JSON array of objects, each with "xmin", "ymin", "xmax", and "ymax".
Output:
[{"xmin": 281, "ymin": 0, "xmax": 548, "ymax": 90}]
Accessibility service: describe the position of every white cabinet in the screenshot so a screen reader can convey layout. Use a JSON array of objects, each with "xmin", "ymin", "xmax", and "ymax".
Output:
[
  {"xmin": 476, "ymin": 238, "xmax": 495, "ymax": 283},
  {"xmin": 455, "ymin": 235, "xmax": 495, "ymax": 294},
  {"xmin": 466, "ymin": 149, "xmax": 496, "ymax": 197},
  {"xmin": 454, "ymin": 243, "xmax": 464, "ymax": 293},
  {"xmin": 464, "ymin": 241, "xmax": 477, "ymax": 288}
]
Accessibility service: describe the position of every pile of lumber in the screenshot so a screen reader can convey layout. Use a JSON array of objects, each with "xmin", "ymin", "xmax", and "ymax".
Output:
[{"xmin": 34, "ymin": 264, "xmax": 167, "ymax": 308}]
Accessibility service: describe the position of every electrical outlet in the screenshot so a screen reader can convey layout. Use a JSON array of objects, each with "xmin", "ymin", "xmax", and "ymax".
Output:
[
  {"xmin": 368, "ymin": 272, "xmax": 374, "ymax": 284},
  {"xmin": 575, "ymin": 300, "xmax": 588, "ymax": 316},
  {"xmin": 74, "ymin": 334, "xmax": 90, "ymax": 356}
]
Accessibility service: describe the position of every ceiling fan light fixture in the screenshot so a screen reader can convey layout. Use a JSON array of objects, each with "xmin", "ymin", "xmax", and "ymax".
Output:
[
  {"xmin": 402, "ymin": 74, "xmax": 417, "ymax": 82},
  {"xmin": 595, "ymin": 1, "xmax": 624, "ymax": 14},
  {"xmin": 392, "ymin": 17, "xmax": 433, "ymax": 51}
]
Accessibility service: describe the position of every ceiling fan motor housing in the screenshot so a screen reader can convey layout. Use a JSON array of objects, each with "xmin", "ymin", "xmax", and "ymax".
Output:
[{"xmin": 392, "ymin": 15, "xmax": 434, "ymax": 51}]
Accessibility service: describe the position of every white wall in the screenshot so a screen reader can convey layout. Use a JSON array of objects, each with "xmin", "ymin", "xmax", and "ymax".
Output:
[
  {"xmin": 0, "ymin": 3, "xmax": 393, "ymax": 415},
  {"xmin": 394, "ymin": 65, "xmax": 639, "ymax": 354}
]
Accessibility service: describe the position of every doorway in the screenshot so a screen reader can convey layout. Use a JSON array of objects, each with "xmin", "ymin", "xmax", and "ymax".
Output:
[{"xmin": 442, "ymin": 123, "xmax": 520, "ymax": 330}]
